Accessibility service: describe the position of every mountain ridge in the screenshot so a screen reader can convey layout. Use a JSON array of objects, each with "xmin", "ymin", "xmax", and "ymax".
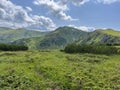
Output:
[
  {"xmin": 78, "ymin": 29, "xmax": 120, "ymax": 45},
  {"xmin": 0, "ymin": 26, "xmax": 120, "ymax": 49}
]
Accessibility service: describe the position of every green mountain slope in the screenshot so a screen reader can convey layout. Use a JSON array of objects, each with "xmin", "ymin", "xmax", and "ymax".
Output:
[
  {"xmin": 13, "ymin": 26, "xmax": 88, "ymax": 49},
  {"xmin": 99, "ymin": 29, "xmax": 120, "ymax": 36},
  {"xmin": 0, "ymin": 27, "xmax": 47, "ymax": 43},
  {"xmin": 78, "ymin": 29, "xmax": 120, "ymax": 45},
  {"xmin": 38, "ymin": 26, "xmax": 88, "ymax": 49}
]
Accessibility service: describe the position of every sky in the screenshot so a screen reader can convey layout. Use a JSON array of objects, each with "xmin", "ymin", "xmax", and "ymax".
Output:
[{"xmin": 0, "ymin": 0, "xmax": 120, "ymax": 31}]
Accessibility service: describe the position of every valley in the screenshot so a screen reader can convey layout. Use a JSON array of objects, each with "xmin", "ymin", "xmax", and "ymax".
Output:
[{"xmin": 0, "ymin": 26, "xmax": 120, "ymax": 90}]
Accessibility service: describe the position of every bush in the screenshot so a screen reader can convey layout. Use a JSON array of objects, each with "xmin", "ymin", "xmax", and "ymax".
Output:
[
  {"xmin": 0, "ymin": 44, "xmax": 28, "ymax": 51},
  {"xmin": 64, "ymin": 43, "xmax": 79, "ymax": 53},
  {"xmin": 64, "ymin": 44, "xmax": 118, "ymax": 55}
]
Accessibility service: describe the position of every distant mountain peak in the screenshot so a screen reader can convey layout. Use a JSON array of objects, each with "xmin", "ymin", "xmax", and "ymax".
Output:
[{"xmin": 55, "ymin": 26, "xmax": 85, "ymax": 32}]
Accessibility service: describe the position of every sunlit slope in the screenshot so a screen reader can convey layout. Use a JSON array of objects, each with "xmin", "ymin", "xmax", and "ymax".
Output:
[{"xmin": 78, "ymin": 29, "xmax": 120, "ymax": 45}]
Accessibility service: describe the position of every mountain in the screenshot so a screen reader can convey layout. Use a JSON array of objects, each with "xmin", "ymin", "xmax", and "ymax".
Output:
[
  {"xmin": 12, "ymin": 26, "xmax": 88, "ymax": 49},
  {"xmin": 77, "ymin": 29, "xmax": 120, "ymax": 45},
  {"xmin": 38, "ymin": 26, "xmax": 88, "ymax": 49},
  {"xmin": 0, "ymin": 27, "xmax": 48, "ymax": 43},
  {"xmin": 1, "ymin": 27, "xmax": 120, "ymax": 50}
]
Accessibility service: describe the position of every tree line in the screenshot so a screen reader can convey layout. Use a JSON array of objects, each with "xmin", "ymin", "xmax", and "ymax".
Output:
[
  {"xmin": 105, "ymin": 43, "xmax": 120, "ymax": 46},
  {"xmin": 64, "ymin": 43, "xmax": 119, "ymax": 55},
  {"xmin": 0, "ymin": 44, "xmax": 28, "ymax": 51}
]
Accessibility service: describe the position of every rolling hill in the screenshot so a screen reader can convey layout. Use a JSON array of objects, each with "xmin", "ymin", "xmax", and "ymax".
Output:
[{"xmin": 0, "ymin": 27, "xmax": 48, "ymax": 43}]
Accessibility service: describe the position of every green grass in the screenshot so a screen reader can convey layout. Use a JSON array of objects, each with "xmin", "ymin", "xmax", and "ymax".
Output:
[{"xmin": 0, "ymin": 50, "xmax": 120, "ymax": 90}]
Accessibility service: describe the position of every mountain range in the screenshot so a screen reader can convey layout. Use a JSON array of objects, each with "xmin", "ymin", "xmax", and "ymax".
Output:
[{"xmin": 0, "ymin": 26, "xmax": 120, "ymax": 50}]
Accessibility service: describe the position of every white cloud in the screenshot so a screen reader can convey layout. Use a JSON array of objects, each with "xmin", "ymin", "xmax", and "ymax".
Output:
[
  {"xmin": 68, "ymin": 0, "xmax": 120, "ymax": 5},
  {"xmin": 78, "ymin": 26, "xmax": 95, "ymax": 32},
  {"xmin": 68, "ymin": 25, "xmax": 95, "ymax": 32},
  {"xmin": 0, "ymin": 0, "xmax": 119, "ymax": 31},
  {"xmin": 28, "ymin": 15, "xmax": 57, "ymax": 31},
  {"xmin": 70, "ymin": 0, "xmax": 120, "ymax": 4},
  {"xmin": 0, "ymin": 0, "xmax": 56, "ymax": 31},
  {"xmin": 26, "ymin": 6, "xmax": 32, "ymax": 12},
  {"xmin": 33, "ymin": 0, "xmax": 78, "ymax": 21},
  {"xmin": 33, "ymin": 0, "xmax": 119, "ymax": 21},
  {"xmin": 60, "ymin": 0, "xmax": 89, "ymax": 5},
  {"xmin": 96, "ymin": 0, "xmax": 120, "ymax": 4},
  {"xmin": 70, "ymin": 0, "xmax": 90, "ymax": 5}
]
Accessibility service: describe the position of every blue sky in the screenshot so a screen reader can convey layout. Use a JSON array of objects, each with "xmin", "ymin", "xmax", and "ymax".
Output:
[{"xmin": 0, "ymin": 0, "xmax": 120, "ymax": 31}]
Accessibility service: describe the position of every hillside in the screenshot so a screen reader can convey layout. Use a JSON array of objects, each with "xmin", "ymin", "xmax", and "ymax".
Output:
[
  {"xmin": 0, "ymin": 27, "xmax": 48, "ymax": 43},
  {"xmin": 99, "ymin": 29, "xmax": 120, "ymax": 37},
  {"xmin": 38, "ymin": 26, "xmax": 88, "ymax": 49},
  {"xmin": 77, "ymin": 29, "xmax": 120, "ymax": 45},
  {"xmin": 13, "ymin": 26, "xmax": 88, "ymax": 49}
]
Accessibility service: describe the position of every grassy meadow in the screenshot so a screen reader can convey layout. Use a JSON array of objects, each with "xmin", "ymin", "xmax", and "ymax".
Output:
[{"xmin": 0, "ymin": 50, "xmax": 120, "ymax": 90}]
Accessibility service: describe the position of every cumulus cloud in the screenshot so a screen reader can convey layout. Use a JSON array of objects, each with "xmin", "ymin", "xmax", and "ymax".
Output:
[
  {"xmin": 33, "ymin": 0, "xmax": 78, "ymax": 21},
  {"xmin": 28, "ymin": 15, "xmax": 57, "ymax": 31},
  {"xmin": 68, "ymin": 25, "xmax": 95, "ymax": 32},
  {"xmin": 0, "ymin": 0, "xmax": 56, "ymax": 31},
  {"xmin": 33, "ymin": 0, "xmax": 119, "ymax": 21}
]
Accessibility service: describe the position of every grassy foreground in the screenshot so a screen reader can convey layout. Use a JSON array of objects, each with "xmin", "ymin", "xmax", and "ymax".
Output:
[{"xmin": 0, "ymin": 50, "xmax": 120, "ymax": 90}]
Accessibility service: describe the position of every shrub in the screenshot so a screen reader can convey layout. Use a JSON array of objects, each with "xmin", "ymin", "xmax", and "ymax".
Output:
[
  {"xmin": 0, "ymin": 44, "xmax": 28, "ymax": 51},
  {"xmin": 64, "ymin": 43, "xmax": 118, "ymax": 55},
  {"xmin": 64, "ymin": 43, "xmax": 79, "ymax": 53}
]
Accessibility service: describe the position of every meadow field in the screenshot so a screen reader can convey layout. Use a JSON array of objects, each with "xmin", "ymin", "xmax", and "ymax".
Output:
[{"xmin": 0, "ymin": 50, "xmax": 120, "ymax": 90}]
